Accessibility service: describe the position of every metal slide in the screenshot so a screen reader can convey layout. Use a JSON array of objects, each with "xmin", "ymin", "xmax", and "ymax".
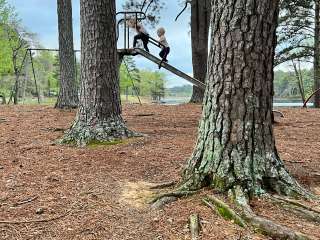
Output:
[{"xmin": 118, "ymin": 48, "xmax": 206, "ymax": 89}]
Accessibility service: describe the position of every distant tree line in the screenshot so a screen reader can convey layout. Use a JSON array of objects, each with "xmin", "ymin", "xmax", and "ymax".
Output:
[{"xmin": 274, "ymin": 68, "xmax": 313, "ymax": 101}]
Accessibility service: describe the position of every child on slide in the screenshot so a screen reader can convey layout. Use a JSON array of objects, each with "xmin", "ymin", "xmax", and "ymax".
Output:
[
  {"xmin": 157, "ymin": 27, "xmax": 170, "ymax": 69},
  {"xmin": 127, "ymin": 18, "xmax": 150, "ymax": 52}
]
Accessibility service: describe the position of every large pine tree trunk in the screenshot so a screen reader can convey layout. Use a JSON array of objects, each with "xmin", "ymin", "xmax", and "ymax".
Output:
[
  {"xmin": 314, "ymin": 0, "xmax": 320, "ymax": 108},
  {"xmin": 182, "ymin": 0, "xmax": 307, "ymax": 197},
  {"xmin": 55, "ymin": 0, "xmax": 78, "ymax": 109},
  {"xmin": 189, "ymin": 0, "xmax": 211, "ymax": 104},
  {"xmin": 61, "ymin": 0, "xmax": 136, "ymax": 146}
]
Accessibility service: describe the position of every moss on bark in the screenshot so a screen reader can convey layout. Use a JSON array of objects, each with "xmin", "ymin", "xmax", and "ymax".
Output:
[{"xmin": 59, "ymin": 115, "xmax": 139, "ymax": 147}]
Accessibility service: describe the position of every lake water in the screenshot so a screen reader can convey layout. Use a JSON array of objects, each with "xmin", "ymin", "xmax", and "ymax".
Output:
[{"xmin": 161, "ymin": 98, "xmax": 313, "ymax": 107}]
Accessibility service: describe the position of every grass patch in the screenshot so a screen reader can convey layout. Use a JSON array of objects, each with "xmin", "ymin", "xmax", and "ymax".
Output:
[{"xmin": 87, "ymin": 139, "xmax": 124, "ymax": 148}]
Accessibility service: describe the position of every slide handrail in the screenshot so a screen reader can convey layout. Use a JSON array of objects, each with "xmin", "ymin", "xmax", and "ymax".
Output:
[{"xmin": 116, "ymin": 11, "xmax": 165, "ymax": 49}]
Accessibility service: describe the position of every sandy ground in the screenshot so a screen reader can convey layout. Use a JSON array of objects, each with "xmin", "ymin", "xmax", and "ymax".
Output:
[{"xmin": 0, "ymin": 104, "xmax": 319, "ymax": 240}]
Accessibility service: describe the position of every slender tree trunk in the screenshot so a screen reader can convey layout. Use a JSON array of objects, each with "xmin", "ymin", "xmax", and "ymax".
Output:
[
  {"xmin": 182, "ymin": 0, "xmax": 307, "ymax": 198},
  {"xmin": 314, "ymin": 0, "xmax": 320, "ymax": 108},
  {"xmin": 55, "ymin": 0, "xmax": 78, "ymax": 109},
  {"xmin": 189, "ymin": 0, "xmax": 211, "ymax": 103},
  {"xmin": 61, "ymin": 0, "xmax": 136, "ymax": 146},
  {"xmin": 13, "ymin": 69, "xmax": 19, "ymax": 104},
  {"xmin": 292, "ymin": 60, "xmax": 306, "ymax": 103}
]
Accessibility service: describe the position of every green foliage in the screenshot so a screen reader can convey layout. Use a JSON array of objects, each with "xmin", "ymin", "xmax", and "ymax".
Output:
[
  {"xmin": 119, "ymin": 57, "xmax": 166, "ymax": 101},
  {"xmin": 0, "ymin": 0, "xmax": 38, "ymax": 101},
  {"xmin": 0, "ymin": 0, "xmax": 15, "ymax": 76},
  {"xmin": 166, "ymin": 85, "xmax": 192, "ymax": 97},
  {"xmin": 276, "ymin": 1, "xmax": 314, "ymax": 65},
  {"xmin": 120, "ymin": 56, "xmax": 140, "ymax": 96},
  {"xmin": 0, "ymin": 27, "xmax": 13, "ymax": 75},
  {"xmin": 122, "ymin": 0, "xmax": 166, "ymax": 28},
  {"xmin": 138, "ymin": 70, "xmax": 165, "ymax": 100},
  {"xmin": 274, "ymin": 68, "xmax": 313, "ymax": 98},
  {"xmin": 31, "ymin": 50, "xmax": 59, "ymax": 97}
]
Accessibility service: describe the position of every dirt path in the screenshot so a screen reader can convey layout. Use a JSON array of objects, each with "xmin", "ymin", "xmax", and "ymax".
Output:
[{"xmin": 0, "ymin": 104, "xmax": 319, "ymax": 240}]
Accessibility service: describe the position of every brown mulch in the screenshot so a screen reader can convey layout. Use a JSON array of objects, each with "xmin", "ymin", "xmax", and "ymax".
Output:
[{"xmin": 0, "ymin": 104, "xmax": 319, "ymax": 240}]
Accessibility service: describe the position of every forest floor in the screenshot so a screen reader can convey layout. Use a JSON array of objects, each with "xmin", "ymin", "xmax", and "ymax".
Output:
[{"xmin": 0, "ymin": 104, "xmax": 320, "ymax": 240}]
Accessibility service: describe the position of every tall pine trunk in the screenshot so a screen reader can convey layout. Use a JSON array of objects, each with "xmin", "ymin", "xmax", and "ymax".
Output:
[
  {"xmin": 61, "ymin": 0, "xmax": 136, "ymax": 146},
  {"xmin": 189, "ymin": 0, "xmax": 211, "ymax": 104},
  {"xmin": 182, "ymin": 0, "xmax": 307, "ymax": 197},
  {"xmin": 55, "ymin": 0, "xmax": 78, "ymax": 109},
  {"xmin": 314, "ymin": 0, "xmax": 320, "ymax": 108}
]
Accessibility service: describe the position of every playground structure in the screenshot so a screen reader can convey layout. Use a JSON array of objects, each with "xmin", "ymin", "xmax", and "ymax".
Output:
[
  {"xmin": 8, "ymin": 48, "xmax": 80, "ymax": 104},
  {"xmin": 116, "ymin": 10, "xmax": 206, "ymax": 90},
  {"xmin": 8, "ymin": 8, "xmax": 205, "ymax": 105},
  {"xmin": 8, "ymin": 47, "xmax": 143, "ymax": 105},
  {"xmin": 6, "ymin": 4, "xmax": 316, "ymax": 110}
]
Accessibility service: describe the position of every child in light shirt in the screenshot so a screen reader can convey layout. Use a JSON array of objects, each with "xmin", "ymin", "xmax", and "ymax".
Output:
[{"xmin": 157, "ymin": 27, "xmax": 170, "ymax": 68}]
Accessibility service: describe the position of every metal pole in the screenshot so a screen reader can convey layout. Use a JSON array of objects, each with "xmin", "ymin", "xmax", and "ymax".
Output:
[
  {"xmin": 127, "ymin": 23, "xmax": 130, "ymax": 48},
  {"xmin": 29, "ymin": 50, "xmax": 40, "ymax": 104},
  {"xmin": 124, "ymin": 13, "xmax": 127, "ymax": 49}
]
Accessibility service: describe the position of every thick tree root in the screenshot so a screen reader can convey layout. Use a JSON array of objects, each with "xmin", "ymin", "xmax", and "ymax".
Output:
[
  {"xmin": 232, "ymin": 187, "xmax": 312, "ymax": 240},
  {"xmin": 202, "ymin": 196, "xmax": 246, "ymax": 227},
  {"xmin": 149, "ymin": 181, "xmax": 176, "ymax": 190},
  {"xmin": 150, "ymin": 190, "xmax": 198, "ymax": 209},
  {"xmin": 271, "ymin": 195, "xmax": 320, "ymax": 214},
  {"xmin": 151, "ymin": 196, "xmax": 177, "ymax": 209},
  {"xmin": 240, "ymin": 206, "xmax": 311, "ymax": 240},
  {"xmin": 203, "ymin": 193, "xmax": 312, "ymax": 239},
  {"xmin": 150, "ymin": 190, "xmax": 198, "ymax": 204},
  {"xmin": 267, "ymin": 195, "xmax": 320, "ymax": 223}
]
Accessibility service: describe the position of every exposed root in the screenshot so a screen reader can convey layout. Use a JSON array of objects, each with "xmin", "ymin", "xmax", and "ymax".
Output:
[
  {"xmin": 149, "ymin": 190, "xmax": 198, "ymax": 209},
  {"xmin": 271, "ymin": 195, "xmax": 320, "ymax": 214},
  {"xmin": 275, "ymin": 179, "xmax": 320, "ymax": 201},
  {"xmin": 200, "ymin": 186, "xmax": 314, "ymax": 240},
  {"xmin": 242, "ymin": 209, "xmax": 311, "ymax": 240},
  {"xmin": 150, "ymin": 190, "xmax": 198, "ymax": 204},
  {"xmin": 149, "ymin": 181, "xmax": 176, "ymax": 190},
  {"xmin": 267, "ymin": 195, "xmax": 320, "ymax": 223},
  {"xmin": 151, "ymin": 196, "xmax": 177, "ymax": 209},
  {"xmin": 202, "ymin": 196, "xmax": 246, "ymax": 227},
  {"xmin": 231, "ymin": 186, "xmax": 312, "ymax": 240}
]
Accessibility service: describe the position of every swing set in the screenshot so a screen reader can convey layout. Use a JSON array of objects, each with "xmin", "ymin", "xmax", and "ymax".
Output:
[{"xmin": 8, "ymin": 48, "xmax": 80, "ymax": 104}]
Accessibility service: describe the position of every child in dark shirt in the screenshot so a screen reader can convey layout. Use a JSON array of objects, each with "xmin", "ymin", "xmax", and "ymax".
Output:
[{"xmin": 127, "ymin": 18, "xmax": 150, "ymax": 52}]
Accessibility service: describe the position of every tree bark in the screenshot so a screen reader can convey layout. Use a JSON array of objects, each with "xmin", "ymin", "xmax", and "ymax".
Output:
[
  {"xmin": 55, "ymin": 0, "xmax": 78, "ymax": 109},
  {"xmin": 182, "ymin": 0, "xmax": 308, "ymax": 198},
  {"xmin": 61, "ymin": 0, "xmax": 136, "ymax": 146},
  {"xmin": 314, "ymin": 0, "xmax": 320, "ymax": 108},
  {"xmin": 189, "ymin": 0, "xmax": 211, "ymax": 104}
]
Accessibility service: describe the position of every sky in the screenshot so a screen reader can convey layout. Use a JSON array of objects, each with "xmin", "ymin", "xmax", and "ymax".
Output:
[{"xmin": 7, "ymin": 0, "xmax": 194, "ymax": 88}]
